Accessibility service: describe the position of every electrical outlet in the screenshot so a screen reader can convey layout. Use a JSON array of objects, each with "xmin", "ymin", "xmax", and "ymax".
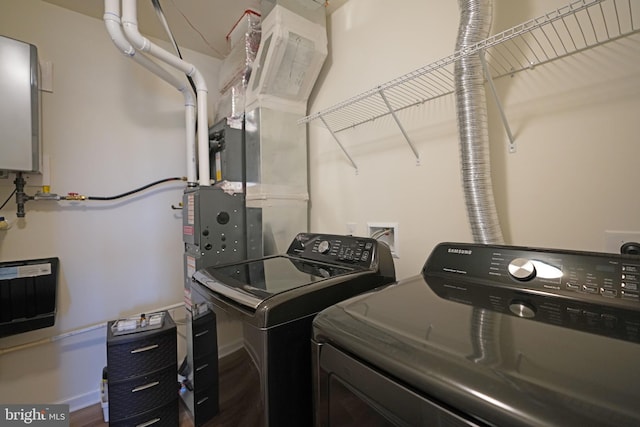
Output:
[
  {"xmin": 346, "ymin": 222, "xmax": 357, "ymax": 235},
  {"xmin": 604, "ymin": 231, "xmax": 640, "ymax": 254},
  {"xmin": 367, "ymin": 222, "xmax": 399, "ymax": 258}
]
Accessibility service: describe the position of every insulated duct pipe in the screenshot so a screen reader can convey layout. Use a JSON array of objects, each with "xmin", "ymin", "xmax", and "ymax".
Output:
[
  {"xmin": 104, "ymin": 0, "xmax": 198, "ymax": 186},
  {"xmin": 121, "ymin": 0, "xmax": 211, "ymax": 186},
  {"xmin": 454, "ymin": 0, "xmax": 504, "ymax": 245}
]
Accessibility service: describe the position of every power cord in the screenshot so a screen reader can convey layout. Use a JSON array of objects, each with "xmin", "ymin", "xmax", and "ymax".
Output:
[{"xmin": 0, "ymin": 188, "xmax": 16, "ymax": 210}]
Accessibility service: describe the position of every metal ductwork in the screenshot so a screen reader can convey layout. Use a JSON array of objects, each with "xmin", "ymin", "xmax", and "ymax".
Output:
[
  {"xmin": 454, "ymin": 0, "xmax": 504, "ymax": 246},
  {"xmin": 454, "ymin": 0, "xmax": 504, "ymax": 365}
]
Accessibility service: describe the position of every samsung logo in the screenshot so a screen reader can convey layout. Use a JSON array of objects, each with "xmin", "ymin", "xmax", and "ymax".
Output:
[{"xmin": 448, "ymin": 248, "xmax": 472, "ymax": 255}]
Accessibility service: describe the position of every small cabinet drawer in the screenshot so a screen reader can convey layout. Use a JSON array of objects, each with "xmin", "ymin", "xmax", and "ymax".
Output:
[
  {"xmin": 109, "ymin": 366, "xmax": 178, "ymax": 421},
  {"xmin": 108, "ymin": 332, "xmax": 176, "ymax": 382},
  {"xmin": 194, "ymin": 385, "xmax": 219, "ymax": 424},
  {"xmin": 192, "ymin": 311, "xmax": 217, "ymax": 357},
  {"xmin": 194, "ymin": 353, "xmax": 218, "ymax": 390},
  {"xmin": 109, "ymin": 398, "xmax": 179, "ymax": 427},
  {"xmin": 107, "ymin": 314, "xmax": 177, "ymax": 383}
]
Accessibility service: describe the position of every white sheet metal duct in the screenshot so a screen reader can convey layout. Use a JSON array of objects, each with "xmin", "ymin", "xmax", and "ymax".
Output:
[
  {"xmin": 120, "ymin": 0, "xmax": 211, "ymax": 186},
  {"xmin": 103, "ymin": 0, "xmax": 198, "ymax": 186},
  {"xmin": 454, "ymin": 0, "xmax": 504, "ymax": 245}
]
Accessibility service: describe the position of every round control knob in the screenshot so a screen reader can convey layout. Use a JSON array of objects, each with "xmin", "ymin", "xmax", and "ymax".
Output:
[
  {"xmin": 317, "ymin": 240, "xmax": 331, "ymax": 254},
  {"xmin": 509, "ymin": 301, "xmax": 536, "ymax": 319},
  {"xmin": 508, "ymin": 258, "xmax": 536, "ymax": 281},
  {"xmin": 217, "ymin": 211, "xmax": 230, "ymax": 225}
]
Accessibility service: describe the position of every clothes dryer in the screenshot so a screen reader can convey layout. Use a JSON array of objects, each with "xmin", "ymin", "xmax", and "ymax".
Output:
[{"xmin": 313, "ymin": 242, "xmax": 640, "ymax": 426}]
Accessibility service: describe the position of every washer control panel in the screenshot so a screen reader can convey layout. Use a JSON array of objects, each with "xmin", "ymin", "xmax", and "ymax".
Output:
[
  {"xmin": 287, "ymin": 233, "xmax": 381, "ymax": 268},
  {"xmin": 424, "ymin": 242, "xmax": 640, "ymax": 311}
]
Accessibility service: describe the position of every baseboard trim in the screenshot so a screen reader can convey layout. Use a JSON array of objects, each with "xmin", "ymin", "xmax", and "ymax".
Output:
[{"xmin": 59, "ymin": 389, "xmax": 101, "ymax": 413}]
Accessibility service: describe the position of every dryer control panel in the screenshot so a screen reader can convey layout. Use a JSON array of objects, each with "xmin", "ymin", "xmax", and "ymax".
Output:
[
  {"xmin": 424, "ymin": 242, "xmax": 640, "ymax": 311},
  {"xmin": 287, "ymin": 233, "xmax": 384, "ymax": 268}
]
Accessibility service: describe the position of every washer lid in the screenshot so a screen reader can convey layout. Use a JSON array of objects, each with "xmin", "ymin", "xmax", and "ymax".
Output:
[{"xmin": 194, "ymin": 255, "xmax": 356, "ymax": 309}]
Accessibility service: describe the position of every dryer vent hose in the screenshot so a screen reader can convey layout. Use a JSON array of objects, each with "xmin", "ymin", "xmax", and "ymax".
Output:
[
  {"xmin": 454, "ymin": 0, "xmax": 504, "ymax": 245},
  {"xmin": 455, "ymin": 0, "xmax": 504, "ymax": 366}
]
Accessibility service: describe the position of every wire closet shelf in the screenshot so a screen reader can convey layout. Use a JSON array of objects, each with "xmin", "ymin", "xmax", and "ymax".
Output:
[{"xmin": 299, "ymin": 0, "xmax": 640, "ymax": 166}]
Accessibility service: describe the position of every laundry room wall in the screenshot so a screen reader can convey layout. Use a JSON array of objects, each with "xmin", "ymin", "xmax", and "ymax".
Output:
[
  {"xmin": 0, "ymin": 0, "xmax": 220, "ymax": 409},
  {"xmin": 307, "ymin": 0, "xmax": 640, "ymax": 280}
]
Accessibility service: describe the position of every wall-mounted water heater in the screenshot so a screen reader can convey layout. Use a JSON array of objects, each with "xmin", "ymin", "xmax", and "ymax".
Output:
[{"xmin": 0, "ymin": 35, "xmax": 40, "ymax": 173}]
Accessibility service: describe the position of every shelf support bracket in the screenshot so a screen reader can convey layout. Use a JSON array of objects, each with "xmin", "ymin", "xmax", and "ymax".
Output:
[
  {"xmin": 319, "ymin": 115, "xmax": 359, "ymax": 174},
  {"xmin": 480, "ymin": 52, "xmax": 516, "ymax": 153},
  {"xmin": 378, "ymin": 88, "xmax": 420, "ymax": 165}
]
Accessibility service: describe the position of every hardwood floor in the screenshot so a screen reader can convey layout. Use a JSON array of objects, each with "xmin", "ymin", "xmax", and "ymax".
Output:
[{"xmin": 68, "ymin": 403, "xmax": 108, "ymax": 427}]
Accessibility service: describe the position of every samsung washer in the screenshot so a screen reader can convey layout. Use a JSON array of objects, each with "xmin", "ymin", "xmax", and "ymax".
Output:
[
  {"xmin": 312, "ymin": 242, "xmax": 640, "ymax": 426},
  {"xmin": 186, "ymin": 232, "xmax": 396, "ymax": 426}
]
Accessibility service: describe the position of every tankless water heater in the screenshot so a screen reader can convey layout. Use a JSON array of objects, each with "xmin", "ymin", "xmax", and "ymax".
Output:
[{"xmin": 0, "ymin": 35, "xmax": 40, "ymax": 173}]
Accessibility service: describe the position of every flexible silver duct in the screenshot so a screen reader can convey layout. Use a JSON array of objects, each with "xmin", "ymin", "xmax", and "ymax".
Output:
[
  {"xmin": 455, "ymin": 0, "xmax": 504, "ymax": 365},
  {"xmin": 454, "ymin": 0, "xmax": 504, "ymax": 245}
]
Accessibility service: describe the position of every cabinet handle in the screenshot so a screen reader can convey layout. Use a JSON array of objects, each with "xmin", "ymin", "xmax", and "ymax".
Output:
[
  {"xmin": 132, "ymin": 381, "xmax": 160, "ymax": 393},
  {"xmin": 195, "ymin": 363, "xmax": 209, "ymax": 372},
  {"xmin": 195, "ymin": 329, "xmax": 209, "ymax": 338},
  {"xmin": 131, "ymin": 344, "xmax": 159, "ymax": 354},
  {"xmin": 196, "ymin": 396, "xmax": 209, "ymax": 405},
  {"xmin": 136, "ymin": 418, "xmax": 161, "ymax": 427}
]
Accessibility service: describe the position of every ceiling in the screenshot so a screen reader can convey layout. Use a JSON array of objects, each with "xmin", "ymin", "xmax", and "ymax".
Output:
[{"xmin": 43, "ymin": 0, "xmax": 348, "ymax": 59}]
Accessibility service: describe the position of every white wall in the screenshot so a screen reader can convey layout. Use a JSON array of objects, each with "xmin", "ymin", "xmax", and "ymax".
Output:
[
  {"xmin": 308, "ymin": 0, "xmax": 640, "ymax": 279},
  {"xmin": 0, "ymin": 0, "xmax": 220, "ymax": 409}
]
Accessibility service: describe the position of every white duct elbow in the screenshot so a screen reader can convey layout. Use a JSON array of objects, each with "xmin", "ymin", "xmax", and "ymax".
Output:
[
  {"xmin": 120, "ymin": 1, "xmax": 149, "ymax": 52},
  {"xmin": 104, "ymin": 0, "xmax": 134, "ymax": 56},
  {"xmin": 104, "ymin": 0, "xmax": 198, "ymax": 185},
  {"xmin": 104, "ymin": 18, "xmax": 135, "ymax": 56},
  {"xmin": 120, "ymin": 0, "xmax": 203, "ymax": 90},
  {"xmin": 119, "ymin": 0, "xmax": 210, "ymax": 186},
  {"xmin": 104, "ymin": 0, "xmax": 194, "ymax": 107}
]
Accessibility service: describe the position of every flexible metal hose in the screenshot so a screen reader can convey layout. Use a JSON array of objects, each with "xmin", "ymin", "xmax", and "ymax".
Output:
[
  {"xmin": 455, "ymin": 0, "xmax": 504, "ymax": 365},
  {"xmin": 454, "ymin": 0, "xmax": 504, "ymax": 245}
]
